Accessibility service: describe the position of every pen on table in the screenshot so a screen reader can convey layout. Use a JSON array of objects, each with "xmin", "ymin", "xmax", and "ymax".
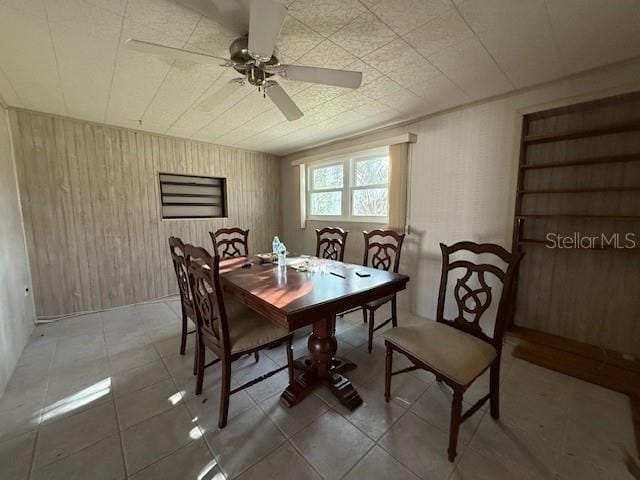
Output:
[{"xmin": 330, "ymin": 271, "xmax": 345, "ymax": 279}]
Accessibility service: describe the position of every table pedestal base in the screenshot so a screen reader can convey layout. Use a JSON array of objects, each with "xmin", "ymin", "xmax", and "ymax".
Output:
[
  {"xmin": 281, "ymin": 357, "xmax": 362, "ymax": 410},
  {"xmin": 280, "ymin": 316, "xmax": 363, "ymax": 411}
]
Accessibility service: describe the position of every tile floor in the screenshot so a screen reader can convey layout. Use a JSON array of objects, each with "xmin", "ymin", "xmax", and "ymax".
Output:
[{"xmin": 0, "ymin": 298, "xmax": 637, "ymax": 480}]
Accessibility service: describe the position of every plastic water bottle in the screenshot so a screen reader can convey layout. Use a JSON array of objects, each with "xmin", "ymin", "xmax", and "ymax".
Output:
[
  {"xmin": 272, "ymin": 236, "xmax": 280, "ymax": 254},
  {"xmin": 277, "ymin": 241, "xmax": 287, "ymax": 269}
]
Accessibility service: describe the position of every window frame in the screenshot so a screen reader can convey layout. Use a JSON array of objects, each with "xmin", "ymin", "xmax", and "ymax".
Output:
[{"xmin": 306, "ymin": 147, "xmax": 389, "ymax": 223}]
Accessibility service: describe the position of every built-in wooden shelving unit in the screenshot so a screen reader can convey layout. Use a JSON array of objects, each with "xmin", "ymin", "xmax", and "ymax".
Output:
[{"xmin": 510, "ymin": 91, "xmax": 640, "ymax": 357}]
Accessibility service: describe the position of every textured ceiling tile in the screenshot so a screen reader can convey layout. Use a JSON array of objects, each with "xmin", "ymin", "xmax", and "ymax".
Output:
[
  {"xmin": 371, "ymin": 0, "xmax": 454, "ymax": 36},
  {"xmin": 363, "ymin": 38, "xmax": 440, "ymax": 81},
  {"xmin": 0, "ymin": 0, "xmax": 46, "ymax": 19},
  {"xmin": 331, "ymin": 11, "xmax": 398, "ymax": 58},
  {"xmin": 49, "ymin": 23, "xmax": 118, "ymax": 122},
  {"xmin": 292, "ymin": 84, "xmax": 345, "ymax": 110},
  {"xmin": 357, "ymin": 75, "xmax": 401, "ymax": 100},
  {"xmin": 277, "ymin": 16, "xmax": 324, "ymax": 61},
  {"xmin": 329, "ymin": 91, "xmax": 371, "ymax": 111},
  {"xmin": 298, "ymin": 40, "xmax": 358, "ymax": 69},
  {"xmin": 352, "ymin": 100, "xmax": 393, "ymax": 117},
  {"xmin": 376, "ymin": 87, "xmax": 424, "ymax": 111},
  {"xmin": 545, "ymin": 0, "xmax": 640, "ymax": 75},
  {"xmin": 427, "ymin": 35, "xmax": 513, "ymax": 99},
  {"xmin": 124, "ymin": 0, "xmax": 201, "ymax": 47},
  {"xmin": 83, "ymin": 0, "xmax": 127, "ymax": 16},
  {"xmin": 185, "ymin": 16, "xmax": 239, "ymax": 58},
  {"xmin": 44, "ymin": 0, "xmax": 123, "ymax": 43},
  {"xmin": 142, "ymin": 63, "xmax": 226, "ymax": 132},
  {"xmin": 346, "ymin": 60, "xmax": 383, "ymax": 86},
  {"xmin": 275, "ymin": 77, "xmax": 309, "ymax": 95},
  {"xmin": 458, "ymin": 0, "xmax": 564, "ymax": 88},
  {"xmin": 287, "ymin": 0, "xmax": 366, "ymax": 37},
  {"xmin": 0, "ymin": 9, "xmax": 66, "ymax": 113},
  {"xmin": 195, "ymin": 88, "xmax": 274, "ymax": 140},
  {"xmin": 0, "ymin": 67, "xmax": 22, "ymax": 107},
  {"xmin": 105, "ymin": 49, "xmax": 172, "ymax": 124},
  {"xmin": 402, "ymin": 8, "xmax": 473, "ymax": 58},
  {"xmin": 165, "ymin": 70, "xmax": 252, "ymax": 137},
  {"xmin": 405, "ymin": 73, "xmax": 469, "ymax": 111}
]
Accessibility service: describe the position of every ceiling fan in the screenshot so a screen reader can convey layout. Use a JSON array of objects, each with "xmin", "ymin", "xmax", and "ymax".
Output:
[{"xmin": 124, "ymin": 0, "xmax": 363, "ymax": 121}]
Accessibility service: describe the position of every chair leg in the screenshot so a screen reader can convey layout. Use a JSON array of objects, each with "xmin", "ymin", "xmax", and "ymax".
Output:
[
  {"xmin": 192, "ymin": 338, "xmax": 198, "ymax": 376},
  {"xmin": 391, "ymin": 295, "xmax": 398, "ymax": 328},
  {"xmin": 195, "ymin": 338, "xmax": 205, "ymax": 395},
  {"xmin": 384, "ymin": 344, "xmax": 392, "ymax": 402},
  {"xmin": 218, "ymin": 359, "xmax": 231, "ymax": 428},
  {"xmin": 286, "ymin": 338, "xmax": 294, "ymax": 384},
  {"xmin": 367, "ymin": 310, "xmax": 375, "ymax": 353},
  {"xmin": 490, "ymin": 361, "xmax": 500, "ymax": 419},
  {"xmin": 179, "ymin": 313, "xmax": 188, "ymax": 355},
  {"xmin": 362, "ymin": 308, "xmax": 367, "ymax": 324},
  {"xmin": 448, "ymin": 389, "xmax": 463, "ymax": 462},
  {"xmin": 254, "ymin": 351, "xmax": 259, "ymax": 362}
]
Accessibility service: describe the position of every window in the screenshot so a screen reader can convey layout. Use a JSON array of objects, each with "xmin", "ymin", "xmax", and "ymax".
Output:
[
  {"xmin": 307, "ymin": 148, "xmax": 389, "ymax": 222},
  {"xmin": 159, "ymin": 173, "xmax": 227, "ymax": 219}
]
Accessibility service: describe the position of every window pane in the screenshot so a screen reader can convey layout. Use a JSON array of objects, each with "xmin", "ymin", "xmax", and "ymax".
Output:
[
  {"xmin": 352, "ymin": 188, "xmax": 388, "ymax": 216},
  {"xmin": 355, "ymin": 156, "xmax": 388, "ymax": 186},
  {"xmin": 312, "ymin": 164, "xmax": 343, "ymax": 189},
  {"xmin": 311, "ymin": 191, "xmax": 342, "ymax": 216}
]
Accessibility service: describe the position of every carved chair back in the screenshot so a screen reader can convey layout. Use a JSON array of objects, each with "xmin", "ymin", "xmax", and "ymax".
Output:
[
  {"xmin": 436, "ymin": 241, "xmax": 524, "ymax": 350},
  {"xmin": 168, "ymin": 236, "xmax": 194, "ymax": 318},
  {"xmin": 210, "ymin": 228, "xmax": 250, "ymax": 259},
  {"xmin": 363, "ymin": 230, "xmax": 405, "ymax": 273},
  {"xmin": 185, "ymin": 245, "xmax": 231, "ymax": 355},
  {"xmin": 315, "ymin": 227, "xmax": 348, "ymax": 261}
]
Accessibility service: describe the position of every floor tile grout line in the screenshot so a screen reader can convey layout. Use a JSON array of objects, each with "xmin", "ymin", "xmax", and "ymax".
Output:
[
  {"xmin": 286, "ymin": 411, "xmax": 337, "ymax": 480},
  {"xmin": 25, "ymin": 336, "xmax": 58, "ymax": 479},
  {"xmin": 374, "ymin": 409, "xmax": 446, "ymax": 480},
  {"xmin": 101, "ymin": 320, "xmax": 130, "ymax": 480},
  {"xmin": 338, "ymin": 438, "xmax": 378, "ymax": 480}
]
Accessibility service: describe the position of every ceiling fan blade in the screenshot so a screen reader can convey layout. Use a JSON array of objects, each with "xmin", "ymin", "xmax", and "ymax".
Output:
[
  {"xmin": 248, "ymin": 0, "xmax": 287, "ymax": 61},
  {"xmin": 279, "ymin": 65, "xmax": 363, "ymax": 89},
  {"xmin": 124, "ymin": 39, "xmax": 230, "ymax": 65},
  {"xmin": 172, "ymin": 0, "xmax": 250, "ymax": 34},
  {"xmin": 198, "ymin": 79, "xmax": 246, "ymax": 112},
  {"xmin": 266, "ymin": 82, "xmax": 303, "ymax": 121}
]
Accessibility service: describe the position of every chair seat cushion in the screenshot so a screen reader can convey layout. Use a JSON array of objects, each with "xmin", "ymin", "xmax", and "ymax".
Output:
[
  {"xmin": 384, "ymin": 321, "xmax": 497, "ymax": 386},
  {"xmin": 364, "ymin": 294, "xmax": 393, "ymax": 309},
  {"xmin": 226, "ymin": 300, "xmax": 290, "ymax": 354}
]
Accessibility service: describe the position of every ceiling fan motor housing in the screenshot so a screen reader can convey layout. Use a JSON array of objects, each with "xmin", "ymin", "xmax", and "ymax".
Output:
[{"xmin": 230, "ymin": 36, "xmax": 279, "ymax": 86}]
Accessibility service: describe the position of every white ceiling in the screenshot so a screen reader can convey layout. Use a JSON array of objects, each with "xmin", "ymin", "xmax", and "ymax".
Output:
[{"xmin": 1, "ymin": 0, "xmax": 639, "ymax": 155}]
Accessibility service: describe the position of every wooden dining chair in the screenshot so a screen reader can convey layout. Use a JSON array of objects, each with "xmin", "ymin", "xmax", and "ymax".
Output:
[
  {"xmin": 383, "ymin": 241, "xmax": 524, "ymax": 461},
  {"xmin": 315, "ymin": 227, "xmax": 348, "ymax": 261},
  {"xmin": 362, "ymin": 229, "xmax": 405, "ymax": 353},
  {"xmin": 168, "ymin": 236, "xmax": 197, "ymax": 374},
  {"xmin": 210, "ymin": 227, "xmax": 249, "ymax": 259},
  {"xmin": 185, "ymin": 244, "xmax": 294, "ymax": 428}
]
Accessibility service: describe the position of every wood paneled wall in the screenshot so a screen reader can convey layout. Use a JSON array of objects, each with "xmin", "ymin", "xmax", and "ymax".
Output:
[{"xmin": 9, "ymin": 109, "xmax": 281, "ymax": 317}]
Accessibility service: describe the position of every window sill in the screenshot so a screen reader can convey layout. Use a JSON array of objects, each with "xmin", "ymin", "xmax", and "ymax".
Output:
[{"xmin": 306, "ymin": 217, "xmax": 388, "ymax": 224}]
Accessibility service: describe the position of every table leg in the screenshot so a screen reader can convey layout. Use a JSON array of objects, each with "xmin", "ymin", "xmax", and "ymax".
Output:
[{"xmin": 280, "ymin": 316, "xmax": 363, "ymax": 410}]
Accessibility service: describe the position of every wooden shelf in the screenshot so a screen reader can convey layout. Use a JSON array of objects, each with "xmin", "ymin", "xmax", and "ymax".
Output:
[
  {"xmin": 518, "ymin": 186, "xmax": 640, "ymax": 195},
  {"xmin": 521, "ymin": 154, "xmax": 640, "ymax": 170},
  {"xmin": 523, "ymin": 121, "xmax": 640, "ymax": 145},
  {"xmin": 517, "ymin": 214, "xmax": 640, "ymax": 220}
]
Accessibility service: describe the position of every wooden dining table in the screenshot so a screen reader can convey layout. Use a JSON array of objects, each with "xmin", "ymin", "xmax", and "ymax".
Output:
[{"xmin": 219, "ymin": 255, "xmax": 409, "ymax": 410}]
